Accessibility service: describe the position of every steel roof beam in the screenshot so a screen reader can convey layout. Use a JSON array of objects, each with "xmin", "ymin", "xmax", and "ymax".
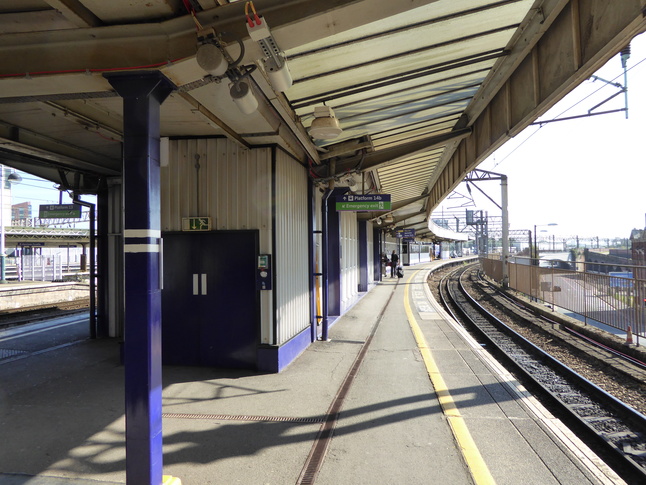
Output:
[
  {"xmin": 0, "ymin": 0, "xmax": 435, "ymax": 83},
  {"xmin": 318, "ymin": 128, "xmax": 471, "ymax": 178},
  {"xmin": 43, "ymin": 0, "xmax": 103, "ymax": 28}
]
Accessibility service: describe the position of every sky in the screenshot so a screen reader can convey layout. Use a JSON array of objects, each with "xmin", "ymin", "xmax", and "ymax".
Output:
[{"xmin": 436, "ymin": 32, "xmax": 646, "ymax": 241}]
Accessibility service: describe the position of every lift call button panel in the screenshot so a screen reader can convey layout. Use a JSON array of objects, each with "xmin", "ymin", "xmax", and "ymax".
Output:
[{"xmin": 257, "ymin": 254, "xmax": 272, "ymax": 290}]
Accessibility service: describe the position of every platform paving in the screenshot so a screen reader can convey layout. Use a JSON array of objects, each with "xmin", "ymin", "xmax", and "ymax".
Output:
[{"xmin": 0, "ymin": 261, "xmax": 626, "ymax": 484}]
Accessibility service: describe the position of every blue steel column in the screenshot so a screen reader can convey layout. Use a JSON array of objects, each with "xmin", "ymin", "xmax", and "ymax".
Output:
[
  {"xmin": 358, "ymin": 221, "xmax": 368, "ymax": 292},
  {"xmin": 106, "ymin": 71, "xmax": 174, "ymax": 485}
]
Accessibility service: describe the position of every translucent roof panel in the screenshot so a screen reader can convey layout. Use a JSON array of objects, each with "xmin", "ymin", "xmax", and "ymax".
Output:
[
  {"xmin": 287, "ymin": 0, "xmax": 534, "ymax": 58},
  {"xmin": 292, "ymin": 62, "xmax": 492, "ymax": 115},
  {"xmin": 288, "ymin": 31, "xmax": 510, "ymax": 103},
  {"xmin": 282, "ymin": 0, "xmax": 536, "ymax": 208}
]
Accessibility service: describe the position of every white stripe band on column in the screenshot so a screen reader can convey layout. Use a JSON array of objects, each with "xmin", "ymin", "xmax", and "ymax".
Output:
[
  {"xmin": 124, "ymin": 229, "xmax": 162, "ymax": 238},
  {"xmin": 124, "ymin": 244, "xmax": 160, "ymax": 253}
]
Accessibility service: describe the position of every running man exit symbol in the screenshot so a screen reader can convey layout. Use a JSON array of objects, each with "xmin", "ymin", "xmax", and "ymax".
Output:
[
  {"xmin": 182, "ymin": 217, "xmax": 212, "ymax": 231},
  {"xmin": 191, "ymin": 218, "xmax": 208, "ymax": 230}
]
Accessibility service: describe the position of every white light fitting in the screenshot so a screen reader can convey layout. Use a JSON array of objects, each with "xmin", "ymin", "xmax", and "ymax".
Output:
[
  {"xmin": 309, "ymin": 105, "xmax": 342, "ymax": 140},
  {"xmin": 196, "ymin": 43, "xmax": 229, "ymax": 77},
  {"xmin": 247, "ymin": 13, "xmax": 293, "ymax": 94},
  {"xmin": 264, "ymin": 56, "xmax": 292, "ymax": 92},
  {"xmin": 230, "ymin": 81, "xmax": 258, "ymax": 114}
]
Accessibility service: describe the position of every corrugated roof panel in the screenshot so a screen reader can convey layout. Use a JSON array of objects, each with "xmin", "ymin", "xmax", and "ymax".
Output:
[
  {"xmin": 376, "ymin": 146, "xmax": 446, "ymax": 199},
  {"xmin": 322, "ymin": 84, "xmax": 480, "ymax": 121},
  {"xmin": 381, "ymin": 160, "xmax": 442, "ymax": 173},
  {"xmin": 285, "ymin": 0, "xmax": 536, "ymax": 187},
  {"xmin": 372, "ymin": 121, "xmax": 457, "ymax": 149},
  {"xmin": 381, "ymin": 171, "xmax": 435, "ymax": 188},
  {"xmin": 378, "ymin": 151, "xmax": 445, "ymax": 175},
  {"xmin": 292, "ymin": 62, "xmax": 492, "ymax": 115},
  {"xmin": 288, "ymin": 30, "xmax": 512, "ymax": 102},
  {"xmin": 287, "ymin": 0, "xmax": 533, "ymax": 61},
  {"xmin": 327, "ymin": 99, "xmax": 470, "ymax": 144},
  {"xmin": 382, "ymin": 174, "xmax": 428, "ymax": 187}
]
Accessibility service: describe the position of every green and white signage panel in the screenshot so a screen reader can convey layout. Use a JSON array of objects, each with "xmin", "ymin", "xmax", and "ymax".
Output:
[
  {"xmin": 336, "ymin": 194, "xmax": 391, "ymax": 211},
  {"xmin": 39, "ymin": 204, "xmax": 82, "ymax": 218}
]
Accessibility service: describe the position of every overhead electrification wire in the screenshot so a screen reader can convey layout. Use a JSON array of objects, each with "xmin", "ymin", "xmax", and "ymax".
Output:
[{"xmin": 491, "ymin": 55, "xmax": 646, "ymax": 169}]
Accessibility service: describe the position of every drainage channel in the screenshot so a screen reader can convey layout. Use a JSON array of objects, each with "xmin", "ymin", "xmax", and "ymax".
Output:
[{"xmin": 162, "ymin": 413, "xmax": 324, "ymax": 424}]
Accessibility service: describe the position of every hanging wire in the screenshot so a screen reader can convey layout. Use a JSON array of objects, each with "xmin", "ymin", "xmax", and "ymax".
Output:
[
  {"xmin": 245, "ymin": 1, "xmax": 262, "ymax": 27},
  {"xmin": 182, "ymin": 0, "xmax": 204, "ymax": 31},
  {"xmin": 492, "ymin": 54, "xmax": 646, "ymax": 169}
]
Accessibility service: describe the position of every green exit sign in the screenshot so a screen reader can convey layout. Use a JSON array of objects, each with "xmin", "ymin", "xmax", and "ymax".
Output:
[{"xmin": 182, "ymin": 217, "xmax": 212, "ymax": 231}]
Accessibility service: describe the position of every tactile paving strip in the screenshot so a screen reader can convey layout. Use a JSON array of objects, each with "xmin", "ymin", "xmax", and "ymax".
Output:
[{"xmin": 0, "ymin": 348, "xmax": 29, "ymax": 361}]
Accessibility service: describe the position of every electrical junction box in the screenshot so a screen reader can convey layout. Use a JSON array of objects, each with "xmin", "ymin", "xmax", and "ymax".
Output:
[{"xmin": 247, "ymin": 16, "xmax": 271, "ymax": 41}]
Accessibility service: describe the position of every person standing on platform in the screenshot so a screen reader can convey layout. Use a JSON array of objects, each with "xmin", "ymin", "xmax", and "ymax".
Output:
[
  {"xmin": 381, "ymin": 253, "xmax": 389, "ymax": 277},
  {"xmin": 390, "ymin": 250, "xmax": 399, "ymax": 278}
]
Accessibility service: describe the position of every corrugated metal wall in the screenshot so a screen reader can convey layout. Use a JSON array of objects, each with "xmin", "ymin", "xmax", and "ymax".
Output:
[
  {"xmin": 161, "ymin": 138, "xmax": 311, "ymax": 347},
  {"xmin": 340, "ymin": 212, "xmax": 359, "ymax": 312},
  {"xmin": 274, "ymin": 149, "xmax": 310, "ymax": 344},
  {"xmin": 161, "ymin": 138, "xmax": 274, "ymax": 344},
  {"xmin": 161, "ymin": 138, "xmax": 272, "ymax": 240}
]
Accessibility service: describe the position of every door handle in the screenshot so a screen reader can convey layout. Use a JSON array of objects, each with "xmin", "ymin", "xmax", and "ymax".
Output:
[{"xmin": 193, "ymin": 273, "xmax": 208, "ymax": 295}]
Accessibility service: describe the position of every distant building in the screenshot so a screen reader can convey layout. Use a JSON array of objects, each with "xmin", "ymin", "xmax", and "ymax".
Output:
[
  {"xmin": 631, "ymin": 225, "xmax": 646, "ymax": 311},
  {"xmin": 11, "ymin": 201, "xmax": 31, "ymax": 223},
  {"xmin": 631, "ymin": 229, "xmax": 646, "ymax": 261}
]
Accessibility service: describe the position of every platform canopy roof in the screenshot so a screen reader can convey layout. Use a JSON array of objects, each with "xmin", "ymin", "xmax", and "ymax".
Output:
[{"xmin": 0, "ymin": 0, "xmax": 643, "ymax": 239}]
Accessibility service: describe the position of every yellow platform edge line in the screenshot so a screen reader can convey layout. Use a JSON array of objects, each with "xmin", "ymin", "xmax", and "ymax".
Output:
[
  {"xmin": 404, "ymin": 269, "xmax": 496, "ymax": 485},
  {"xmin": 162, "ymin": 475, "xmax": 182, "ymax": 485}
]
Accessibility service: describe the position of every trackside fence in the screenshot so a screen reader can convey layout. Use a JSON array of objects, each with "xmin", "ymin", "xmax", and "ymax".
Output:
[{"xmin": 480, "ymin": 255, "xmax": 646, "ymax": 344}]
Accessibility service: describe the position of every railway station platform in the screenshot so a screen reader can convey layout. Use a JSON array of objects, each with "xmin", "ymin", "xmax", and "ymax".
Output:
[
  {"xmin": 0, "ymin": 259, "xmax": 626, "ymax": 485},
  {"xmin": 0, "ymin": 279, "xmax": 89, "ymax": 312}
]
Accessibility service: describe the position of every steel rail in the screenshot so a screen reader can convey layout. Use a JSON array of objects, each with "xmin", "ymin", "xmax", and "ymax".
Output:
[
  {"xmin": 440, "ymin": 263, "xmax": 646, "ymax": 485},
  {"xmin": 473, "ymin": 269, "xmax": 646, "ymax": 372}
]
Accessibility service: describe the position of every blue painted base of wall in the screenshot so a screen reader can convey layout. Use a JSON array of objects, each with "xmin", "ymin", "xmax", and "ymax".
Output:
[{"xmin": 257, "ymin": 326, "xmax": 313, "ymax": 373}]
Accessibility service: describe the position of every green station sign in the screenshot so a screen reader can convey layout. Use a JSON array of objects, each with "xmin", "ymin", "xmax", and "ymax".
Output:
[
  {"xmin": 39, "ymin": 204, "xmax": 82, "ymax": 218},
  {"xmin": 336, "ymin": 194, "xmax": 391, "ymax": 211}
]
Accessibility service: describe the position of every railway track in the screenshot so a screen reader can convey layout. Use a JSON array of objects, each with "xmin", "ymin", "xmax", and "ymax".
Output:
[
  {"xmin": 437, "ymin": 263, "xmax": 646, "ymax": 485},
  {"xmin": 0, "ymin": 298, "xmax": 90, "ymax": 330}
]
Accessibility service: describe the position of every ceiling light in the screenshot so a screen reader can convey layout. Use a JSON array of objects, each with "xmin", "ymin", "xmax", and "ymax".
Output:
[
  {"xmin": 7, "ymin": 172, "xmax": 22, "ymax": 183},
  {"xmin": 196, "ymin": 43, "xmax": 229, "ymax": 77},
  {"xmin": 230, "ymin": 81, "xmax": 258, "ymax": 114},
  {"xmin": 246, "ymin": 7, "xmax": 293, "ymax": 93},
  {"xmin": 309, "ymin": 105, "xmax": 342, "ymax": 140},
  {"xmin": 265, "ymin": 56, "xmax": 292, "ymax": 93}
]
